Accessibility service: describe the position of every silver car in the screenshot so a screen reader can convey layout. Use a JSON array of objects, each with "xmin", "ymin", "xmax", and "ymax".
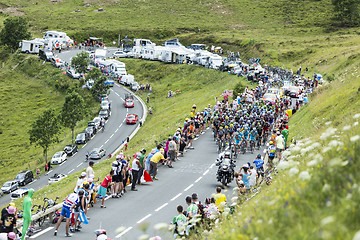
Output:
[
  {"xmin": 1, "ymin": 180, "xmax": 19, "ymax": 194},
  {"xmin": 89, "ymin": 148, "xmax": 106, "ymax": 159}
]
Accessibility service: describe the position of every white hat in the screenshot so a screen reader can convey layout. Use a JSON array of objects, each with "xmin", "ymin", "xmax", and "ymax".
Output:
[{"xmin": 81, "ymin": 172, "xmax": 86, "ymax": 177}]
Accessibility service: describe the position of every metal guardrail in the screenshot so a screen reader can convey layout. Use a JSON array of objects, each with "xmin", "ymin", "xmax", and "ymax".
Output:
[{"xmin": 16, "ymin": 203, "xmax": 62, "ymax": 228}]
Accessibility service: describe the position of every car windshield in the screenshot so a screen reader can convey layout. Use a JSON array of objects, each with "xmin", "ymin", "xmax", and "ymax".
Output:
[
  {"xmin": 99, "ymin": 110, "xmax": 107, "ymax": 114},
  {"xmin": 128, "ymin": 115, "xmax": 135, "ymax": 119},
  {"xmin": 91, "ymin": 150, "xmax": 98, "ymax": 154},
  {"xmin": 15, "ymin": 174, "xmax": 25, "ymax": 179},
  {"xmin": 77, "ymin": 133, "xmax": 84, "ymax": 139},
  {"xmin": 101, "ymin": 102, "xmax": 108, "ymax": 107},
  {"xmin": 126, "ymin": 100, "xmax": 133, "ymax": 103},
  {"xmin": 53, "ymin": 152, "xmax": 61, "ymax": 158},
  {"xmin": 64, "ymin": 146, "xmax": 72, "ymax": 151},
  {"xmin": 93, "ymin": 118, "xmax": 101, "ymax": 123},
  {"xmin": 3, "ymin": 182, "xmax": 11, "ymax": 187}
]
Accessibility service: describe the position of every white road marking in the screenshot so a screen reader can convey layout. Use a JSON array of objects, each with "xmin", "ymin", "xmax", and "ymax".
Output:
[
  {"xmin": 123, "ymin": 119, "xmax": 126, "ymax": 123},
  {"xmin": 115, "ymin": 92, "xmax": 119, "ymax": 96},
  {"xmin": 127, "ymin": 108, "xmax": 128, "ymax": 112},
  {"xmin": 170, "ymin": 193, "xmax": 182, "ymax": 201},
  {"xmin": 47, "ymin": 170, "xmax": 53, "ymax": 175},
  {"xmin": 68, "ymin": 169, "xmax": 74, "ymax": 174},
  {"xmin": 155, "ymin": 203, "xmax": 168, "ymax": 212},
  {"xmin": 100, "ymin": 145, "xmax": 103, "ymax": 148},
  {"xmin": 184, "ymin": 184, "xmax": 194, "ymax": 191},
  {"xmin": 119, "ymin": 123, "xmax": 123, "ymax": 127},
  {"xmin": 120, "ymin": 97, "xmax": 124, "ymax": 101},
  {"xmin": 203, "ymin": 169, "xmax": 209, "ymax": 176},
  {"xmin": 105, "ymin": 139, "xmax": 109, "ymax": 144},
  {"xmin": 29, "ymin": 179, "xmax": 37, "ymax": 185},
  {"xmin": 73, "ymin": 152, "xmax": 77, "ymax": 157},
  {"xmin": 105, "ymin": 195, "xmax": 112, "ymax": 200},
  {"xmin": 83, "ymin": 143, "xmax": 87, "ymax": 148},
  {"xmin": 110, "ymin": 134, "xmax": 114, "ymax": 138},
  {"xmin": 136, "ymin": 214, "xmax": 152, "ymax": 224},
  {"xmin": 195, "ymin": 176, "xmax": 202, "ymax": 183},
  {"xmin": 194, "ymin": 137, "xmax": 199, "ymax": 141},
  {"xmin": 77, "ymin": 162, "xmax": 83, "ymax": 168},
  {"xmin": 115, "ymin": 128, "xmax": 119, "ymax": 133},
  {"xmin": 210, "ymin": 163, "xmax": 215, "ymax": 168},
  {"xmin": 115, "ymin": 226, "xmax": 133, "ymax": 238},
  {"xmin": 30, "ymin": 226, "xmax": 54, "ymax": 239}
]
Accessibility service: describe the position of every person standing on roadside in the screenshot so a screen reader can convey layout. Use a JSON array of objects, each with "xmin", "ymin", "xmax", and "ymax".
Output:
[
  {"xmin": 131, "ymin": 155, "xmax": 141, "ymax": 191},
  {"xmin": 111, "ymin": 158, "xmax": 122, "ymax": 198},
  {"xmin": 96, "ymin": 170, "xmax": 114, "ymax": 208},
  {"xmin": 74, "ymin": 172, "xmax": 86, "ymax": 193},
  {"xmin": 214, "ymin": 187, "xmax": 227, "ymax": 212},
  {"xmin": 281, "ymin": 126, "xmax": 289, "ymax": 148},
  {"xmin": 150, "ymin": 149, "xmax": 169, "ymax": 180},
  {"xmin": 167, "ymin": 137, "xmax": 176, "ymax": 168},
  {"xmin": 86, "ymin": 161, "xmax": 95, "ymax": 179},
  {"xmin": 136, "ymin": 149, "xmax": 146, "ymax": 184},
  {"xmin": 54, "ymin": 192, "xmax": 79, "ymax": 237},
  {"xmin": 275, "ymin": 131, "xmax": 285, "ymax": 159}
]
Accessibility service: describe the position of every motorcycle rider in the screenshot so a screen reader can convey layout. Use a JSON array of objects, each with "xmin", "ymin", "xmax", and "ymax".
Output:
[{"xmin": 216, "ymin": 152, "xmax": 236, "ymax": 185}]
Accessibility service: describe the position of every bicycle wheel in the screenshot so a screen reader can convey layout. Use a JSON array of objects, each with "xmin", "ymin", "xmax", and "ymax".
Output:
[{"xmin": 38, "ymin": 216, "xmax": 45, "ymax": 227}]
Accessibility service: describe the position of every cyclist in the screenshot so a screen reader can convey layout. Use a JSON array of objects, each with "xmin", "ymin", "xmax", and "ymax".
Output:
[
  {"xmin": 243, "ymin": 126, "xmax": 249, "ymax": 148},
  {"xmin": 100, "ymin": 118, "xmax": 105, "ymax": 132},
  {"xmin": 248, "ymin": 127, "xmax": 258, "ymax": 151},
  {"xmin": 267, "ymin": 141, "xmax": 276, "ymax": 169},
  {"xmin": 253, "ymin": 154, "xmax": 264, "ymax": 180}
]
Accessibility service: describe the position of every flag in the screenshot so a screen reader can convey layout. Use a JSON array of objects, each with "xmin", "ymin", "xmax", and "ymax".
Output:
[
  {"xmin": 79, "ymin": 210, "xmax": 89, "ymax": 224},
  {"xmin": 143, "ymin": 170, "xmax": 153, "ymax": 182}
]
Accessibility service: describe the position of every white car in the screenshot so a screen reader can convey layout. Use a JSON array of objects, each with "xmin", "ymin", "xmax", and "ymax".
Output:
[
  {"xmin": 113, "ymin": 51, "xmax": 127, "ymax": 59},
  {"xmin": 100, "ymin": 101, "xmax": 109, "ymax": 110},
  {"xmin": 93, "ymin": 117, "xmax": 101, "ymax": 128},
  {"xmin": 10, "ymin": 188, "xmax": 28, "ymax": 200},
  {"xmin": 1, "ymin": 181, "xmax": 19, "ymax": 194},
  {"xmin": 51, "ymin": 151, "xmax": 67, "ymax": 164},
  {"xmin": 48, "ymin": 173, "xmax": 67, "ymax": 184}
]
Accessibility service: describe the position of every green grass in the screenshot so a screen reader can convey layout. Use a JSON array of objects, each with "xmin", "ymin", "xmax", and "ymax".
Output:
[{"xmin": 0, "ymin": 51, "xmax": 99, "ymax": 184}]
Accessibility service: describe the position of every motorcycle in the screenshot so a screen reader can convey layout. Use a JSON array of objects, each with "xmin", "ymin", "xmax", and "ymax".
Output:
[
  {"xmin": 216, "ymin": 157, "xmax": 236, "ymax": 187},
  {"xmin": 95, "ymin": 229, "xmax": 112, "ymax": 240}
]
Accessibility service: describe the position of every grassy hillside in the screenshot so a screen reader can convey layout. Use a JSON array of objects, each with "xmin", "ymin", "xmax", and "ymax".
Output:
[
  {"xmin": 203, "ymin": 55, "xmax": 360, "ymax": 240},
  {"xmin": 0, "ymin": 50, "xmax": 98, "ymax": 184}
]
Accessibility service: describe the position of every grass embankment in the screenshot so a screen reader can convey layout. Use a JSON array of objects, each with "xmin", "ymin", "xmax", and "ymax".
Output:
[
  {"xmin": 10, "ymin": 59, "xmax": 244, "ymax": 209},
  {"xmin": 204, "ymin": 58, "xmax": 360, "ymax": 239},
  {"xmin": 0, "ymin": 50, "xmax": 99, "ymax": 184}
]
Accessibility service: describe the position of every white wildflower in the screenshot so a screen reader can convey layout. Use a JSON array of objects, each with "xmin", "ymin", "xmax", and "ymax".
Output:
[
  {"xmin": 307, "ymin": 159, "xmax": 318, "ymax": 167},
  {"xmin": 257, "ymin": 219, "xmax": 263, "ymax": 224},
  {"xmin": 298, "ymin": 171, "xmax": 311, "ymax": 181},
  {"xmin": 154, "ymin": 223, "xmax": 168, "ymax": 231},
  {"xmin": 322, "ymin": 183, "xmax": 331, "ymax": 192},
  {"xmin": 291, "ymin": 146, "xmax": 301, "ymax": 152},
  {"xmin": 329, "ymin": 158, "xmax": 348, "ymax": 167},
  {"xmin": 311, "ymin": 142, "xmax": 321, "ymax": 149},
  {"xmin": 342, "ymin": 125, "xmax": 351, "ymax": 131},
  {"xmin": 224, "ymin": 207, "xmax": 231, "ymax": 213},
  {"xmin": 232, "ymin": 187, "xmax": 239, "ymax": 192},
  {"xmin": 231, "ymin": 196, "xmax": 238, "ymax": 203},
  {"xmin": 350, "ymin": 135, "xmax": 360, "ymax": 142},
  {"xmin": 353, "ymin": 231, "xmax": 360, "ymax": 240},
  {"xmin": 354, "ymin": 122, "xmax": 359, "ymax": 127},
  {"xmin": 277, "ymin": 161, "xmax": 290, "ymax": 170},
  {"xmin": 353, "ymin": 113, "xmax": 360, "ymax": 119},
  {"xmin": 231, "ymin": 202, "xmax": 237, "ymax": 207},
  {"xmin": 289, "ymin": 167, "xmax": 299, "ymax": 176},
  {"xmin": 325, "ymin": 121, "xmax": 332, "ymax": 126},
  {"xmin": 222, "ymin": 211, "xmax": 229, "ymax": 217},
  {"xmin": 322, "ymin": 147, "xmax": 331, "ymax": 153},
  {"xmin": 282, "ymin": 150, "xmax": 291, "ymax": 157},
  {"xmin": 320, "ymin": 216, "xmax": 335, "ymax": 226},
  {"xmin": 326, "ymin": 201, "xmax": 332, "ymax": 207},
  {"xmin": 328, "ymin": 140, "xmax": 344, "ymax": 147},
  {"xmin": 346, "ymin": 194, "xmax": 352, "ymax": 200},
  {"xmin": 304, "ymin": 140, "xmax": 313, "ymax": 146},
  {"xmin": 138, "ymin": 234, "xmax": 149, "ymax": 240},
  {"xmin": 268, "ymin": 218, "xmax": 273, "ymax": 224}
]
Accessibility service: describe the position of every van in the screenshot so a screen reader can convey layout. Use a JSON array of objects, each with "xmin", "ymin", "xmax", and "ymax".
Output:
[
  {"xmin": 119, "ymin": 74, "xmax": 134, "ymax": 86},
  {"xmin": 20, "ymin": 39, "xmax": 44, "ymax": 54},
  {"xmin": 15, "ymin": 170, "xmax": 34, "ymax": 186},
  {"xmin": 39, "ymin": 49, "xmax": 54, "ymax": 62}
]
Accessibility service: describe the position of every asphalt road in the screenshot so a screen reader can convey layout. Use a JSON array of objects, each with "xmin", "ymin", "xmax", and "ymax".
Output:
[
  {"xmin": 0, "ymin": 50, "xmax": 144, "ymax": 208},
  {"xmin": 34, "ymin": 129, "xmax": 265, "ymax": 240}
]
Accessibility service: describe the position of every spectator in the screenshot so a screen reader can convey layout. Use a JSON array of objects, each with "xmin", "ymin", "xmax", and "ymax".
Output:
[
  {"xmin": 86, "ymin": 161, "xmax": 95, "ymax": 179},
  {"xmin": 275, "ymin": 131, "xmax": 285, "ymax": 159},
  {"xmin": 167, "ymin": 137, "xmax": 176, "ymax": 168},
  {"xmin": 96, "ymin": 170, "xmax": 114, "ymax": 208},
  {"xmin": 214, "ymin": 187, "xmax": 226, "ymax": 212},
  {"xmin": 149, "ymin": 149, "xmax": 169, "ymax": 180},
  {"xmin": 54, "ymin": 192, "xmax": 79, "ymax": 237},
  {"xmin": 0, "ymin": 206, "xmax": 16, "ymax": 233},
  {"xmin": 74, "ymin": 172, "xmax": 86, "ymax": 193},
  {"xmin": 131, "ymin": 154, "xmax": 141, "ymax": 191}
]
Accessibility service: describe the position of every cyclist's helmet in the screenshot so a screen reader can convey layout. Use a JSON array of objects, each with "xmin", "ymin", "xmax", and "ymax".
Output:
[
  {"xmin": 257, "ymin": 154, "xmax": 261, "ymax": 158},
  {"xmin": 219, "ymin": 127, "xmax": 223, "ymax": 129},
  {"xmin": 225, "ymin": 116, "xmax": 229, "ymax": 120},
  {"xmin": 230, "ymin": 124, "xmax": 233, "ymax": 127},
  {"xmin": 269, "ymin": 141, "xmax": 274, "ymax": 145},
  {"xmin": 225, "ymin": 126, "xmax": 228, "ymax": 129}
]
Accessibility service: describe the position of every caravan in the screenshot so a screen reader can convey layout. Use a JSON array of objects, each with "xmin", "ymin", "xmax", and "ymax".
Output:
[
  {"xmin": 106, "ymin": 60, "xmax": 127, "ymax": 77},
  {"xmin": 209, "ymin": 55, "xmax": 223, "ymax": 70},
  {"xmin": 20, "ymin": 39, "xmax": 44, "ymax": 54},
  {"xmin": 132, "ymin": 39, "xmax": 156, "ymax": 59},
  {"xmin": 43, "ymin": 31, "xmax": 73, "ymax": 50}
]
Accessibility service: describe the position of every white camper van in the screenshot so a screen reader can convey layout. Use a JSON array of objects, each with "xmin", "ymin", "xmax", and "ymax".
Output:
[
  {"xmin": 209, "ymin": 55, "xmax": 223, "ymax": 70},
  {"xmin": 43, "ymin": 31, "xmax": 73, "ymax": 49},
  {"xmin": 20, "ymin": 39, "xmax": 44, "ymax": 54},
  {"xmin": 119, "ymin": 74, "xmax": 134, "ymax": 86},
  {"xmin": 132, "ymin": 39, "xmax": 156, "ymax": 59},
  {"xmin": 106, "ymin": 60, "xmax": 127, "ymax": 77},
  {"xmin": 95, "ymin": 49, "xmax": 107, "ymax": 60}
]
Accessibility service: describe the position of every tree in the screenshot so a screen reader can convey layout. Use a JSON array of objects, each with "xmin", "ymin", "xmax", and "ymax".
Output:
[
  {"xmin": 71, "ymin": 51, "xmax": 90, "ymax": 75},
  {"xmin": 0, "ymin": 16, "xmax": 31, "ymax": 50},
  {"xmin": 87, "ymin": 68, "xmax": 110, "ymax": 99},
  {"xmin": 332, "ymin": 0, "xmax": 360, "ymax": 26},
  {"xmin": 29, "ymin": 108, "xmax": 61, "ymax": 163},
  {"xmin": 60, "ymin": 91, "xmax": 87, "ymax": 144}
]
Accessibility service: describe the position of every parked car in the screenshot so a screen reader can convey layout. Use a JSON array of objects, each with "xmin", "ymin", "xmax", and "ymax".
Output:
[
  {"xmin": 92, "ymin": 117, "xmax": 101, "ymax": 128},
  {"xmin": 126, "ymin": 114, "xmax": 138, "ymax": 124},
  {"xmin": 48, "ymin": 173, "xmax": 67, "ymax": 184},
  {"xmin": 66, "ymin": 69, "xmax": 81, "ymax": 79},
  {"xmin": 89, "ymin": 148, "xmax": 106, "ymax": 159},
  {"xmin": 130, "ymin": 82, "xmax": 140, "ymax": 91},
  {"xmin": 113, "ymin": 51, "xmax": 127, "ymax": 59},
  {"xmin": 51, "ymin": 151, "xmax": 67, "ymax": 164},
  {"xmin": 64, "ymin": 144, "xmax": 78, "ymax": 156},
  {"xmin": 10, "ymin": 188, "xmax": 29, "ymax": 200},
  {"xmin": 1, "ymin": 181, "xmax": 19, "ymax": 194},
  {"xmin": 85, "ymin": 126, "xmax": 94, "ymax": 137},
  {"xmin": 15, "ymin": 170, "xmax": 33, "ymax": 186},
  {"xmin": 75, "ymin": 132, "xmax": 89, "ymax": 144},
  {"xmin": 100, "ymin": 101, "xmax": 110, "ymax": 110},
  {"xmin": 105, "ymin": 79, "xmax": 114, "ymax": 87},
  {"xmin": 99, "ymin": 109, "xmax": 110, "ymax": 120}
]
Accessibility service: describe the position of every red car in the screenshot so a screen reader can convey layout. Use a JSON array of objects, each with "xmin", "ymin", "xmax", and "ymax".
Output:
[
  {"xmin": 126, "ymin": 114, "xmax": 138, "ymax": 124},
  {"xmin": 124, "ymin": 98, "xmax": 134, "ymax": 108}
]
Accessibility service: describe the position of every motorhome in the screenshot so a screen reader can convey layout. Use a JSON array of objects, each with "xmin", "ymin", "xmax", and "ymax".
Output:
[
  {"xmin": 209, "ymin": 55, "xmax": 223, "ymax": 70},
  {"xmin": 94, "ymin": 49, "xmax": 107, "ymax": 60},
  {"xmin": 119, "ymin": 74, "xmax": 134, "ymax": 86},
  {"xmin": 132, "ymin": 39, "xmax": 156, "ymax": 59},
  {"xmin": 106, "ymin": 60, "xmax": 127, "ymax": 77},
  {"xmin": 20, "ymin": 39, "xmax": 44, "ymax": 54},
  {"xmin": 43, "ymin": 31, "xmax": 73, "ymax": 49}
]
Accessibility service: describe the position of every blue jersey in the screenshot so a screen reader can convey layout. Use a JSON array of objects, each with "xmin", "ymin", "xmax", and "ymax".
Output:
[
  {"xmin": 243, "ymin": 130, "xmax": 249, "ymax": 138},
  {"xmin": 253, "ymin": 158, "xmax": 264, "ymax": 168},
  {"xmin": 249, "ymin": 131, "xmax": 257, "ymax": 140}
]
